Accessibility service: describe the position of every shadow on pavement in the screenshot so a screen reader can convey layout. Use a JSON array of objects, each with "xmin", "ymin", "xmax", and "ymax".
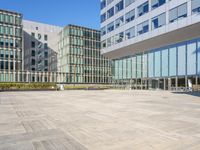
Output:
[{"xmin": 172, "ymin": 92, "xmax": 200, "ymax": 97}]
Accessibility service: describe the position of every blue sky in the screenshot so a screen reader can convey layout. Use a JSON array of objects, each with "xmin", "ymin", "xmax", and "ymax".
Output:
[{"xmin": 1, "ymin": 0, "xmax": 100, "ymax": 29}]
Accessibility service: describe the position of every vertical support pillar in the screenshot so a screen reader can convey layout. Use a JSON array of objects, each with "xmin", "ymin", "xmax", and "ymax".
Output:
[
  {"xmin": 42, "ymin": 72, "xmax": 45, "ymax": 83},
  {"xmin": 164, "ymin": 78, "xmax": 166, "ymax": 91},
  {"xmin": 26, "ymin": 71, "xmax": 29, "ymax": 83},
  {"xmin": 34, "ymin": 72, "xmax": 36, "ymax": 82},
  {"xmin": 13, "ymin": 72, "xmax": 16, "ymax": 82},
  {"xmin": 196, "ymin": 76, "xmax": 198, "ymax": 87},
  {"xmin": 17, "ymin": 71, "xmax": 21, "ymax": 82},
  {"xmin": 136, "ymin": 78, "xmax": 138, "ymax": 90},
  {"xmin": 185, "ymin": 76, "xmax": 188, "ymax": 91},
  {"xmin": 168, "ymin": 78, "xmax": 171, "ymax": 91},
  {"xmin": 48, "ymin": 72, "xmax": 49, "ymax": 83},
  {"xmin": 157, "ymin": 79, "xmax": 160, "ymax": 90},
  {"xmin": 148, "ymin": 79, "xmax": 151, "ymax": 90}
]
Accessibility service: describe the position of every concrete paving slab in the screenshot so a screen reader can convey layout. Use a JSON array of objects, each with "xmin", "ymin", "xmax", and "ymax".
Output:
[{"xmin": 0, "ymin": 90, "xmax": 199, "ymax": 149}]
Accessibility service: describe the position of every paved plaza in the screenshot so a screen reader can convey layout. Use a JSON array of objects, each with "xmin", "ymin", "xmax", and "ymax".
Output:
[{"xmin": 0, "ymin": 90, "xmax": 200, "ymax": 150}]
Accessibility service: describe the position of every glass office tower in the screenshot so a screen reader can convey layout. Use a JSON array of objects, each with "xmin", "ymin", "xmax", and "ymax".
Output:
[
  {"xmin": 100, "ymin": 0, "xmax": 200, "ymax": 90},
  {"xmin": 59, "ymin": 25, "xmax": 112, "ymax": 84},
  {"xmin": 0, "ymin": 9, "xmax": 23, "ymax": 82}
]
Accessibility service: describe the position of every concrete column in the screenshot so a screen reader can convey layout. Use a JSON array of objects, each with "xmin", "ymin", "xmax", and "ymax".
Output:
[
  {"xmin": 168, "ymin": 78, "xmax": 170, "ymax": 90},
  {"xmin": 157, "ymin": 79, "xmax": 160, "ymax": 89},
  {"xmin": 42, "ymin": 72, "xmax": 45, "ymax": 83},
  {"xmin": 13, "ymin": 72, "xmax": 16, "ymax": 82},
  {"xmin": 148, "ymin": 79, "xmax": 151, "ymax": 90},
  {"xmin": 196, "ymin": 76, "xmax": 198, "ymax": 87},
  {"xmin": 185, "ymin": 76, "xmax": 188, "ymax": 91},
  {"xmin": 34, "ymin": 72, "xmax": 36, "ymax": 82},
  {"xmin": 38, "ymin": 73, "xmax": 41, "ymax": 82},
  {"xmin": 29, "ymin": 72, "xmax": 31, "ymax": 83},
  {"xmin": 49, "ymin": 72, "xmax": 52, "ymax": 82},
  {"xmin": 26, "ymin": 71, "xmax": 29, "ymax": 83},
  {"xmin": 164, "ymin": 78, "xmax": 166, "ymax": 91},
  {"xmin": 17, "ymin": 71, "xmax": 20, "ymax": 82}
]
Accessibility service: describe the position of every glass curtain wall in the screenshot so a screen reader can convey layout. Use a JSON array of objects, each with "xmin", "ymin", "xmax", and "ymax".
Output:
[
  {"xmin": 113, "ymin": 37, "xmax": 200, "ymax": 90},
  {"xmin": 59, "ymin": 25, "xmax": 112, "ymax": 84}
]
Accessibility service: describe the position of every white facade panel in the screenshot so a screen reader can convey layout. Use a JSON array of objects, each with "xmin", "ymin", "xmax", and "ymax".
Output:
[{"xmin": 100, "ymin": 0, "xmax": 200, "ymax": 59}]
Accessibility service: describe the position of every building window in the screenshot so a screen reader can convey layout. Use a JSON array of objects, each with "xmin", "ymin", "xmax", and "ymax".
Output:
[
  {"xmin": 15, "ymin": 17, "xmax": 21, "ymax": 25},
  {"xmin": 31, "ymin": 32, "xmax": 35, "ymax": 37},
  {"xmin": 107, "ymin": 0, "xmax": 114, "ymax": 5},
  {"xmin": 192, "ymin": 0, "xmax": 200, "ymax": 14},
  {"xmin": 5, "ymin": 39, "xmax": 9, "ymax": 47},
  {"xmin": 152, "ymin": 13, "xmax": 166, "ymax": 29},
  {"xmin": 151, "ymin": 0, "xmax": 166, "ymax": 10},
  {"xmin": 9, "ymin": 27, "xmax": 13, "ymax": 35},
  {"xmin": 44, "ymin": 43, "xmax": 48, "ymax": 49},
  {"xmin": 101, "ymin": 26, "xmax": 106, "ymax": 36},
  {"xmin": 31, "ymin": 41, "xmax": 35, "ymax": 48},
  {"xmin": 10, "ymin": 62, "xmax": 13, "ymax": 70},
  {"xmin": 15, "ymin": 39, "xmax": 20, "ymax": 48},
  {"xmin": 5, "ymin": 61, "xmax": 8, "ymax": 69},
  {"xmin": 0, "ymin": 26, "xmax": 3, "ymax": 35},
  {"xmin": 107, "ymin": 7, "xmax": 114, "ymax": 19},
  {"xmin": 38, "ymin": 34, "xmax": 41, "ymax": 40},
  {"xmin": 0, "ymin": 38, "xmax": 3, "ymax": 47},
  {"xmin": 101, "ymin": 40, "xmax": 107, "ymax": 48},
  {"xmin": 125, "ymin": 27, "xmax": 135, "ymax": 40},
  {"xmin": 45, "ymin": 60, "xmax": 48, "ymax": 66},
  {"xmin": 107, "ymin": 36, "xmax": 114, "ymax": 47},
  {"xmin": 44, "ymin": 52, "xmax": 48, "ymax": 58},
  {"xmin": 107, "ymin": 22, "xmax": 114, "ymax": 33},
  {"xmin": 0, "ymin": 14, "xmax": 3, "ymax": 23},
  {"xmin": 115, "ymin": 0, "xmax": 124, "ymax": 13},
  {"xmin": 169, "ymin": 3, "xmax": 187, "ymax": 23},
  {"xmin": 125, "ymin": 9, "xmax": 135, "ymax": 23},
  {"xmin": 9, "ymin": 15, "xmax": 14, "ymax": 24},
  {"xmin": 5, "ymin": 50, "xmax": 9, "ymax": 58},
  {"xmin": 10, "ymin": 51, "xmax": 13, "ymax": 59},
  {"xmin": 5, "ymin": 15, "xmax": 8, "ymax": 23},
  {"xmin": 101, "ymin": 13, "xmax": 106, "ymax": 23},
  {"xmin": 137, "ymin": 21, "xmax": 149, "ymax": 35},
  {"xmin": 0, "ymin": 61, "xmax": 3, "ymax": 70},
  {"xmin": 31, "ymin": 50, "xmax": 35, "ymax": 57},
  {"xmin": 4, "ymin": 26, "xmax": 8, "ymax": 35},
  {"xmin": 125, "ymin": 0, "xmax": 135, "ymax": 7},
  {"xmin": 31, "ymin": 59, "xmax": 35, "ymax": 65},
  {"xmin": 10, "ymin": 39, "xmax": 14, "ymax": 47},
  {"xmin": 115, "ymin": 32, "xmax": 124, "ymax": 44},
  {"xmin": 44, "ymin": 34, "xmax": 48, "ymax": 41},
  {"xmin": 15, "ymin": 28, "xmax": 21, "ymax": 37},
  {"xmin": 115, "ymin": 16, "xmax": 124, "ymax": 28},
  {"xmin": 138, "ymin": 1, "xmax": 149, "ymax": 17},
  {"xmin": 38, "ymin": 42, "xmax": 42, "ymax": 48},
  {"xmin": 101, "ymin": 0, "xmax": 106, "ymax": 10},
  {"xmin": 0, "ymin": 50, "xmax": 4, "ymax": 58}
]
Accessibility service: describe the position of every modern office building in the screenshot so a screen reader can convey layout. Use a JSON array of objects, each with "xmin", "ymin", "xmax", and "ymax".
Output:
[
  {"xmin": 58, "ymin": 25, "xmax": 112, "ymax": 84},
  {"xmin": 100, "ymin": 0, "xmax": 200, "ymax": 90},
  {"xmin": 0, "ymin": 9, "xmax": 112, "ymax": 84},
  {"xmin": 0, "ymin": 9, "xmax": 23, "ymax": 82},
  {"xmin": 23, "ymin": 20, "xmax": 62, "ymax": 72}
]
